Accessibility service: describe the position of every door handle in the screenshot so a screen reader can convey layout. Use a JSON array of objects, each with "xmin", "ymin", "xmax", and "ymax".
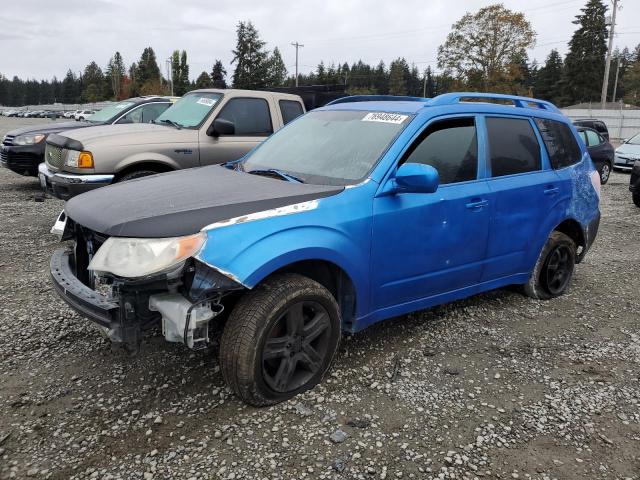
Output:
[
  {"xmin": 544, "ymin": 186, "xmax": 560, "ymax": 196},
  {"xmin": 465, "ymin": 199, "xmax": 488, "ymax": 210}
]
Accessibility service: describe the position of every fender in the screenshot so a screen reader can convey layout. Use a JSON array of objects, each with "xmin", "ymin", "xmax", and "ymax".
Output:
[
  {"xmin": 114, "ymin": 151, "xmax": 183, "ymax": 173},
  {"xmin": 196, "ymin": 215, "xmax": 372, "ymax": 318}
]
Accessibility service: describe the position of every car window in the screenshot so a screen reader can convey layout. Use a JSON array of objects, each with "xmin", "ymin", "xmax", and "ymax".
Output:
[
  {"xmin": 579, "ymin": 131, "xmax": 588, "ymax": 145},
  {"xmin": 486, "ymin": 117, "xmax": 541, "ymax": 177},
  {"xmin": 402, "ymin": 117, "xmax": 478, "ymax": 184},
  {"xmin": 117, "ymin": 103, "xmax": 170, "ymax": 124},
  {"xmin": 585, "ymin": 129, "xmax": 601, "ymax": 147},
  {"xmin": 216, "ymin": 98, "xmax": 273, "ymax": 136},
  {"xmin": 535, "ymin": 118, "xmax": 582, "ymax": 169},
  {"xmin": 279, "ymin": 100, "xmax": 304, "ymax": 125}
]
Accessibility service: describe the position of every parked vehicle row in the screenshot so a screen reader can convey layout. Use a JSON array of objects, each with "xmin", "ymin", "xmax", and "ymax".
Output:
[
  {"xmin": 1, "ymin": 96, "xmax": 176, "ymax": 177},
  {"xmin": 39, "ymin": 89, "xmax": 304, "ymax": 199},
  {"xmin": 45, "ymin": 92, "xmax": 601, "ymax": 406}
]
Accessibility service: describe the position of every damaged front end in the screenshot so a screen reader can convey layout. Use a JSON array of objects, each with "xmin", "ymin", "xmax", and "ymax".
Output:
[{"xmin": 50, "ymin": 216, "xmax": 243, "ymax": 352}]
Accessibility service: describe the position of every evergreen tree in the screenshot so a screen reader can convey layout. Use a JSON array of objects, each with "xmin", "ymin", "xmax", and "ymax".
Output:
[
  {"xmin": 210, "ymin": 60, "xmax": 227, "ymax": 88},
  {"xmin": 106, "ymin": 52, "xmax": 126, "ymax": 100},
  {"xmin": 136, "ymin": 47, "xmax": 162, "ymax": 94},
  {"xmin": 171, "ymin": 50, "xmax": 190, "ymax": 95},
  {"xmin": 424, "ymin": 66, "xmax": 436, "ymax": 97},
  {"xmin": 195, "ymin": 71, "xmax": 213, "ymax": 89},
  {"xmin": 536, "ymin": 49, "xmax": 564, "ymax": 104},
  {"xmin": 373, "ymin": 61, "xmax": 388, "ymax": 94},
  {"xmin": 266, "ymin": 47, "xmax": 287, "ymax": 86},
  {"xmin": 61, "ymin": 70, "xmax": 80, "ymax": 104},
  {"xmin": 561, "ymin": 0, "xmax": 608, "ymax": 104},
  {"xmin": 128, "ymin": 63, "xmax": 139, "ymax": 97},
  {"xmin": 82, "ymin": 61, "xmax": 105, "ymax": 102},
  {"xmin": 231, "ymin": 21, "xmax": 269, "ymax": 89},
  {"xmin": 388, "ymin": 58, "xmax": 409, "ymax": 96}
]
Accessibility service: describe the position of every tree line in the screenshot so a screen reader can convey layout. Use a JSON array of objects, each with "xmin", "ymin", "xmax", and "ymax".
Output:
[{"xmin": 1, "ymin": 0, "xmax": 640, "ymax": 107}]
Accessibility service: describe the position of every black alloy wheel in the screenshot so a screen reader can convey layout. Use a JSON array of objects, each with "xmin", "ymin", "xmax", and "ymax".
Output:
[
  {"xmin": 541, "ymin": 244, "xmax": 573, "ymax": 296},
  {"xmin": 261, "ymin": 300, "xmax": 332, "ymax": 393}
]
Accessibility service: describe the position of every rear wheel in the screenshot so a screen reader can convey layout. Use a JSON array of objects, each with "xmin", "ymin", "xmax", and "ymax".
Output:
[
  {"xmin": 220, "ymin": 273, "xmax": 341, "ymax": 406},
  {"xmin": 118, "ymin": 170, "xmax": 160, "ymax": 182},
  {"xmin": 600, "ymin": 162, "xmax": 612, "ymax": 185},
  {"xmin": 524, "ymin": 231, "xmax": 576, "ymax": 300},
  {"xmin": 633, "ymin": 193, "xmax": 640, "ymax": 208}
]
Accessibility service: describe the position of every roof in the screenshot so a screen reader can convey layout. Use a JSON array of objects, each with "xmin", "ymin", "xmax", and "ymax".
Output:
[
  {"xmin": 189, "ymin": 88, "xmax": 303, "ymax": 101},
  {"xmin": 320, "ymin": 92, "xmax": 562, "ymax": 116}
]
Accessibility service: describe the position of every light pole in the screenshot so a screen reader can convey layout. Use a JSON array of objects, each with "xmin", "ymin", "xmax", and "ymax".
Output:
[{"xmin": 291, "ymin": 42, "xmax": 304, "ymax": 87}]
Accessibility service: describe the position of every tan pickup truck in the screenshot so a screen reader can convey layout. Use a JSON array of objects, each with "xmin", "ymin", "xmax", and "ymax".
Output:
[{"xmin": 39, "ymin": 89, "xmax": 305, "ymax": 200}]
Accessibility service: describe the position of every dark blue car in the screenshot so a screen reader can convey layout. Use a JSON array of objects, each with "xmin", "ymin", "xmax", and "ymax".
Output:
[{"xmin": 50, "ymin": 92, "xmax": 601, "ymax": 406}]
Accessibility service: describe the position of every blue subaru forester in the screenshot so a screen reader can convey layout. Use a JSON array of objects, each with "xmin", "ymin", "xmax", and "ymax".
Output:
[{"xmin": 50, "ymin": 92, "xmax": 600, "ymax": 406}]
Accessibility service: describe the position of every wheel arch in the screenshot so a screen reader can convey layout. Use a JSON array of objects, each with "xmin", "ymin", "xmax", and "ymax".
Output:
[
  {"xmin": 266, "ymin": 259, "xmax": 358, "ymax": 331},
  {"xmin": 553, "ymin": 218, "xmax": 586, "ymax": 261},
  {"xmin": 114, "ymin": 160, "xmax": 175, "ymax": 181}
]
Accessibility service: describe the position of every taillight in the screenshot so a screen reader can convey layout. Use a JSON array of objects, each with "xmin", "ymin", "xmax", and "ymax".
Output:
[{"xmin": 590, "ymin": 170, "xmax": 601, "ymax": 199}]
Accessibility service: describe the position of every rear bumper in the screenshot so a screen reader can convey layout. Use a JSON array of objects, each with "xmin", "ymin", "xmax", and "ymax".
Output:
[
  {"xmin": 578, "ymin": 211, "xmax": 600, "ymax": 263},
  {"xmin": 38, "ymin": 163, "xmax": 114, "ymax": 200}
]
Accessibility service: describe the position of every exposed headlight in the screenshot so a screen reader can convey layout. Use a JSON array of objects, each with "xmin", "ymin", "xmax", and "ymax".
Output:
[
  {"xmin": 65, "ymin": 150, "xmax": 94, "ymax": 168},
  {"xmin": 88, "ymin": 233, "xmax": 206, "ymax": 278},
  {"xmin": 13, "ymin": 133, "xmax": 46, "ymax": 145}
]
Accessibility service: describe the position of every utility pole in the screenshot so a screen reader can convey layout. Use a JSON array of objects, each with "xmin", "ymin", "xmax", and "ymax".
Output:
[
  {"xmin": 166, "ymin": 58, "xmax": 173, "ymax": 96},
  {"xmin": 291, "ymin": 42, "xmax": 304, "ymax": 87},
  {"xmin": 612, "ymin": 56, "xmax": 621, "ymax": 103},
  {"xmin": 600, "ymin": 0, "xmax": 619, "ymax": 109}
]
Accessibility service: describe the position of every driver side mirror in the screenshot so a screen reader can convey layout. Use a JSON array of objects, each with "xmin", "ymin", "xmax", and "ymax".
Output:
[
  {"xmin": 207, "ymin": 118, "xmax": 235, "ymax": 137},
  {"xmin": 389, "ymin": 163, "xmax": 439, "ymax": 194}
]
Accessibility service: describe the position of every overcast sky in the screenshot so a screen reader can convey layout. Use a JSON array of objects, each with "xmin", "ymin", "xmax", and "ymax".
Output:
[{"xmin": 4, "ymin": 0, "xmax": 640, "ymax": 81}]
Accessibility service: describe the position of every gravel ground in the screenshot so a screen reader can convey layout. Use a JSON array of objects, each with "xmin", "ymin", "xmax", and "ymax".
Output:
[{"xmin": 0, "ymin": 117, "xmax": 639, "ymax": 480}]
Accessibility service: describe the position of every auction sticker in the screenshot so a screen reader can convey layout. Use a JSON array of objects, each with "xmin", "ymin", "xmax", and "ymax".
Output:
[
  {"xmin": 362, "ymin": 112, "xmax": 408, "ymax": 124},
  {"xmin": 196, "ymin": 97, "xmax": 216, "ymax": 107}
]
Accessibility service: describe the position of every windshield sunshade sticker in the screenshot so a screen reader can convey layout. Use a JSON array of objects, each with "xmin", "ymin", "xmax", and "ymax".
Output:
[
  {"xmin": 202, "ymin": 199, "xmax": 319, "ymax": 231},
  {"xmin": 196, "ymin": 97, "xmax": 216, "ymax": 107},
  {"xmin": 362, "ymin": 112, "xmax": 408, "ymax": 124}
]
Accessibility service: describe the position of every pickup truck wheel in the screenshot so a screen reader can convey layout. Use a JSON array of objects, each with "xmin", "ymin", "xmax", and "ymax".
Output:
[
  {"xmin": 524, "ymin": 231, "xmax": 576, "ymax": 300},
  {"xmin": 118, "ymin": 170, "xmax": 159, "ymax": 182},
  {"xmin": 220, "ymin": 273, "xmax": 340, "ymax": 406},
  {"xmin": 600, "ymin": 162, "xmax": 611, "ymax": 185},
  {"xmin": 633, "ymin": 193, "xmax": 640, "ymax": 208}
]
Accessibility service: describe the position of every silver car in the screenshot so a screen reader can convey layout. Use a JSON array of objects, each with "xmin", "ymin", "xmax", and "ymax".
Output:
[
  {"xmin": 39, "ymin": 89, "xmax": 305, "ymax": 200},
  {"xmin": 614, "ymin": 133, "xmax": 640, "ymax": 171}
]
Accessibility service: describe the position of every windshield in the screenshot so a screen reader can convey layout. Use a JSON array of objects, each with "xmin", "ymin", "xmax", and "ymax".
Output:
[
  {"xmin": 626, "ymin": 133, "xmax": 640, "ymax": 145},
  {"xmin": 155, "ymin": 92, "xmax": 222, "ymax": 128},
  {"xmin": 87, "ymin": 101, "xmax": 135, "ymax": 123},
  {"xmin": 240, "ymin": 110, "xmax": 411, "ymax": 185}
]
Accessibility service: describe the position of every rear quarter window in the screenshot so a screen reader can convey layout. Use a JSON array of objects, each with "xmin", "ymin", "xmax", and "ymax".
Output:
[
  {"xmin": 535, "ymin": 118, "xmax": 582, "ymax": 169},
  {"xmin": 279, "ymin": 100, "xmax": 304, "ymax": 125}
]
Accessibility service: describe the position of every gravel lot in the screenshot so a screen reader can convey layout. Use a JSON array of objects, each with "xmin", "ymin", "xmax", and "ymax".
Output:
[{"xmin": 0, "ymin": 116, "xmax": 639, "ymax": 480}]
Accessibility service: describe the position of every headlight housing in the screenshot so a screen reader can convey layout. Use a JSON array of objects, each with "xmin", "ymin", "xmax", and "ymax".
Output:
[
  {"xmin": 13, "ymin": 133, "xmax": 46, "ymax": 145},
  {"xmin": 65, "ymin": 150, "xmax": 94, "ymax": 168},
  {"xmin": 88, "ymin": 233, "xmax": 206, "ymax": 278}
]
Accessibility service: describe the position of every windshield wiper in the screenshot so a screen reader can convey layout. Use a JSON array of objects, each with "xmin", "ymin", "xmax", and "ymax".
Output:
[
  {"xmin": 247, "ymin": 169, "xmax": 304, "ymax": 183},
  {"xmin": 158, "ymin": 119, "xmax": 182, "ymax": 130}
]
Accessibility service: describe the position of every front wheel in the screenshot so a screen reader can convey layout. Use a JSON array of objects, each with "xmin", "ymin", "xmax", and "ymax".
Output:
[
  {"xmin": 524, "ymin": 231, "xmax": 576, "ymax": 300},
  {"xmin": 220, "ymin": 273, "xmax": 341, "ymax": 406},
  {"xmin": 600, "ymin": 162, "xmax": 612, "ymax": 185}
]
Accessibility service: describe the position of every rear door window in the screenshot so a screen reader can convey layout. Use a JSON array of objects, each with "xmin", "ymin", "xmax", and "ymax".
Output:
[
  {"xmin": 403, "ymin": 117, "xmax": 478, "ymax": 184},
  {"xmin": 535, "ymin": 118, "xmax": 582, "ymax": 169},
  {"xmin": 216, "ymin": 98, "xmax": 273, "ymax": 136},
  {"xmin": 585, "ymin": 129, "xmax": 602, "ymax": 147},
  {"xmin": 279, "ymin": 100, "xmax": 304, "ymax": 125},
  {"xmin": 486, "ymin": 117, "xmax": 541, "ymax": 177}
]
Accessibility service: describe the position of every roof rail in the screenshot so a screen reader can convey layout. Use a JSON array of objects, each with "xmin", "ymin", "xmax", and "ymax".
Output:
[
  {"xmin": 428, "ymin": 92, "xmax": 561, "ymax": 113},
  {"xmin": 326, "ymin": 95, "xmax": 430, "ymax": 106}
]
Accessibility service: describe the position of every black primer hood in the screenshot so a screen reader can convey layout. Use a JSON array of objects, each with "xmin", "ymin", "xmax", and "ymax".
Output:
[
  {"xmin": 7, "ymin": 121, "xmax": 101, "ymax": 137},
  {"xmin": 65, "ymin": 166, "xmax": 343, "ymax": 238}
]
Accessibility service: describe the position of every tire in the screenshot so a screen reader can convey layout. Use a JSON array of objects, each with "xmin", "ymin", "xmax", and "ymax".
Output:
[
  {"xmin": 220, "ymin": 273, "xmax": 341, "ymax": 406},
  {"xmin": 118, "ymin": 170, "xmax": 160, "ymax": 182},
  {"xmin": 600, "ymin": 162, "xmax": 612, "ymax": 185},
  {"xmin": 524, "ymin": 231, "xmax": 576, "ymax": 300},
  {"xmin": 633, "ymin": 193, "xmax": 640, "ymax": 208}
]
